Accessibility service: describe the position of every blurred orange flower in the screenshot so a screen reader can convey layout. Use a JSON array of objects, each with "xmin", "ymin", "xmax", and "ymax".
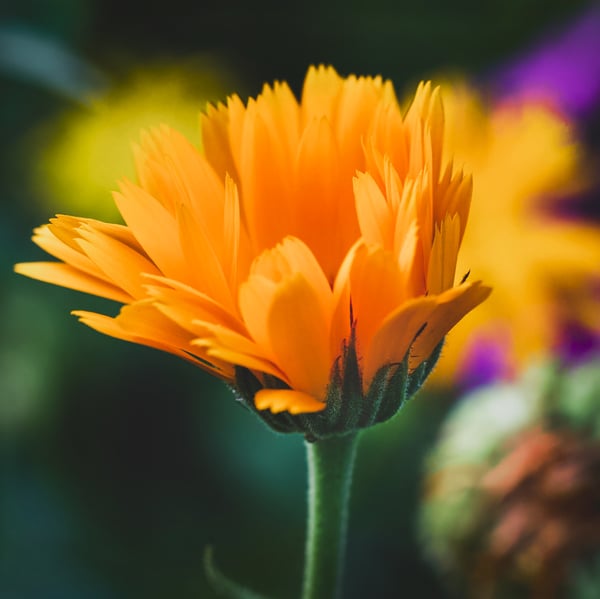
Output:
[{"xmin": 16, "ymin": 66, "xmax": 489, "ymax": 422}]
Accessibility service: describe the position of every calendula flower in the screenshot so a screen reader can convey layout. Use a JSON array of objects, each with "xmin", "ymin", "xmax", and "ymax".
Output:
[
  {"xmin": 16, "ymin": 66, "xmax": 489, "ymax": 439},
  {"xmin": 434, "ymin": 84, "xmax": 600, "ymax": 384}
]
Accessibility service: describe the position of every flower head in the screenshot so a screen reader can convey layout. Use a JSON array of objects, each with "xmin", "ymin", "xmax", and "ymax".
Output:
[{"xmin": 16, "ymin": 66, "xmax": 489, "ymax": 438}]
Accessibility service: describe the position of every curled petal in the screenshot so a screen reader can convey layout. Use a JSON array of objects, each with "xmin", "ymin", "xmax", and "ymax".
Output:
[{"xmin": 255, "ymin": 389, "xmax": 325, "ymax": 414}]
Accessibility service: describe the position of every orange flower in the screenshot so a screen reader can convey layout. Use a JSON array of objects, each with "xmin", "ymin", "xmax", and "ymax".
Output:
[{"xmin": 16, "ymin": 66, "xmax": 490, "ymax": 436}]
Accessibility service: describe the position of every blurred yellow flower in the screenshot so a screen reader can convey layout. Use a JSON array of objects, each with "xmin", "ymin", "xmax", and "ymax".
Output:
[
  {"xmin": 16, "ymin": 66, "xmax": 489, "ymax": 431},
  {"xmin": 435, "ymin": 85, "xmax": 600, "ymax": 382},
  {"xmin": 34, "ymin": 64, "xmax": 231, "ymax": 220}
]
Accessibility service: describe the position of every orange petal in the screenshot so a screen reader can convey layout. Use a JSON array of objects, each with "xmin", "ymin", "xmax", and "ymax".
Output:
[
  {"xmin": 397, "ymin": 221, "xmax": 425, "ymax": 298},
  {"xmin": 239, "ymin": 105, "xmax": 292, "ymax": 253},
  {"xmin": 76, "ymin": 227, "xmax": 161, "ymax": 298},
  {"xmin": 14, "ymin": 262, "xmax": 131, "ymax": 304},
  {"xmin": 254, "ymin": 388, "xmax": 325, "ymax": 414},
  {"xmin": 409, "ymin": 281, "xmax": 492, "ymax": 369},
  {"xmin": 175, "ymin": 202, "xmax": 234, "ymax": 310},
  {"xmin": 192, "ymin": 323, "xmax": 286, "ymax": 382},
  {"xmin": 336, "ymin": 75, "xmax": 388, "ymax": 170},
  {"xmin": 73, "ymin": 302, "xmax": 233, "ymax": 378},
  {"xmin": 365, "ymin": 101, "xmax": 406, "ymax": 184},
  {"xmin": 364, "ymin": 297, "xmax": 438, "ymax": 386},
  {"xmin": 354, "ymin": 171, "xmax": 392, "ymax": 248},
  {"xmin": 293, "ymin": 116, "xmax": 350, "ymax": 280},
  {"xmin": 30, "ymin": 225, "xmax": 106, "ymax": 280},
  {"xmin": 223, "ymin": 93, "xmax": 247, "ymax": 178},
  {"xmin": 52, "ymin": 216, "xmax": 147, "ymax": 255},
  {"xmin": 301, "ymin": 65, "xmax": 343, "ymax": 123},
  {"xmin": 439, "ymin": 170, "xmax": 472, "ymax": 243},
  {"xmin": 113, "ymin": 181, "xmax": 185, "ymax": 280},
  {"xmin": 267, "ymin": 272, "xmax": 332, "ymax": 399},
  {"xmin": 201, "ymin": 101, "xmax": 239, "ymax": 182},
  {"xmin": 239, "ymin": 274, "xmax": 278, "ymax": 357},
  {"xmin": 255, "ymin": 81, "xmax": 300, "ymax": 167},
  {"xmin": 146, "ymin": 276, "xmax": 244, "ymax": 334},
  {"xmin": 348, "ymin": 244, "xmax": 410, "ymax": 360},
  {"xmin": 240, "ymin": 237, "xmax": 333, "ymax": 357},
  {"xmin": 427, "ymin": 213, "xmax": 461, "ymax": 295},
  {"xmin": 330, "ymin": 241, "xmax": 362, "ymax": 360},
  {"xmin": 222, "ymin": 175, "xmax": 251, "ymax": 289}
]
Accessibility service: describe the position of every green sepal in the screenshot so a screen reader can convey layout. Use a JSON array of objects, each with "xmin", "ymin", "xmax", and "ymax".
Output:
[
  {"xmin": 361, "ymin": 356, "xmax": 409, "ymax": 427},
  {"xmin": 407, "ymin": 340, "xmax": 444, "ymax": 398},
  {"xmin": 232, "ymin": 331, "xmax": 444, "ymax": 441},
  {"xmin": 203, "ymin": 547, "xmax": 273, "ymax": 599}
]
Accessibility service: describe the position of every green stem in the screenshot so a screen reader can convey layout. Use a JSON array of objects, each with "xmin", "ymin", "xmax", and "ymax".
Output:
[{"xmin": 301, "ymin": 433, "xmax": 359, "ymax": 599}]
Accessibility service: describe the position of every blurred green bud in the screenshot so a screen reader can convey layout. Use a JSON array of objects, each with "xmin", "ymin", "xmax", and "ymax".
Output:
[{"xmin": 420, "ymin": 357, "xmax": 600, "ymax": 598}]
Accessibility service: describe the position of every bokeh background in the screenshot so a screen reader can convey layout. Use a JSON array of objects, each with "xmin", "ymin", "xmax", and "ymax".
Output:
[{"xmin": 2, "ymin": 1, "xmax": 599, "ymax": 597}]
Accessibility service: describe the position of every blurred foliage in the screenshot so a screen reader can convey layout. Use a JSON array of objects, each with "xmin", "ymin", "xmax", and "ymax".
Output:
[{"xmin": 1, "ymin": 0, "xmax": 599, "ymax": 597}]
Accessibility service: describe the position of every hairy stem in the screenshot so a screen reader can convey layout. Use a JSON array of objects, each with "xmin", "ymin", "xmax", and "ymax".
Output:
[{"xmin": 301, "ymin": 433, "xmax": 359, "ymax": 599}]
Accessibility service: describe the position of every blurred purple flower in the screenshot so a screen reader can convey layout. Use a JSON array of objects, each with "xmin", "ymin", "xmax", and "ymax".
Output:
[
  {"xmin": 556, "ymin": 278, "xmax": 600, "ymax": 366},
  {"xmin": 457, "ymin": 329, "xmax": 515, "ymax": 391},
  {"xmin": 494, "ymin": 5, "xmax": 600, "ymax": 118},
  {"xmin": 558, "ymin": 321, "xmax": 600, "ymax": 365}
]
